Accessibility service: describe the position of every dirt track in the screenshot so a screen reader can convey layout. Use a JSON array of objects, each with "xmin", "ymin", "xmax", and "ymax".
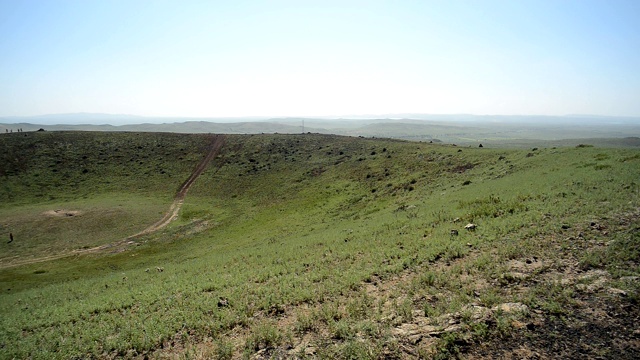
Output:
[
  {"xmin": 130, "ymin": 134, "xmax": 225, "ymax": 237},
  {"xmin": 0, "ymin": 134, "xmax": 225, "ymax": 269}
]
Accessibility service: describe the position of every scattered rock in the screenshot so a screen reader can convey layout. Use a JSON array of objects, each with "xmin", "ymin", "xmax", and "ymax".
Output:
[
  {"xmin": 576, "ymin": 271, "xmax": 610, "ymax": 293},
  {"xmin": 580, "ymin": 269, "xmax": 609, "ymax": 280},
  {"xmin": 607, "ymin": 288, "xmax": 628, "ymax": 297},
  {"xmin": 502, "ymin": 272, "xmax": 529, "ymax": 282},
  {"xmin": 441, "ymin": 324, "xmax": 463, "ymax": 334},
  {"xmin": 465, "ymin": 223, "xmax": 477, "ymax": 231},
  {"xmin": 44, "ymin": 209, "xmax": 83, "ymax": 218},
  {"xmin": 392, "ymin": 323, "xmax": 440, "ymax": 337},
  {"xmin": 511, "ymin": 320, "xmax": 527, "ymax": 329},
  {"xmin": 268, "ymin": 304, "xmax": 285, "ymax": 316},
  {"xmin": 462, "ymin": 305, "xmax": 492, "ymax": 321},
  {"xmin": 218, "ymin": 297, "xmax": 229, "ymax": 307},
  {"xmin": 408, "ymin": 334, "xmax": 422, "ymax": 345},
  {"xmin": 492, "ymin": 302, "xmax": 528, "ymax": 314}
]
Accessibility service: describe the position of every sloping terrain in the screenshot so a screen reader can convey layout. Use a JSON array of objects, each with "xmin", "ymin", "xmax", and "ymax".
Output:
[
  {"xmin": 0, "ymin": 132, "xmax": 639, "ymax": 359},
  {"xmin": 0, "ymin": 134, "xmax": 225, "ymax": 268},
  {"xmin": 0, "ymin": 131, "xmax": 214, "ymax": 266}
]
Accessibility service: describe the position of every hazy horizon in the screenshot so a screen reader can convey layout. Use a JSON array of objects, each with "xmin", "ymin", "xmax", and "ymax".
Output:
[
  {"xmin": 2, "ymin": 112, "xmax": 640, "ymax": 127},
  {"xmin": 1, "ymin": 0, "xmax": 639, "ymax": 118}
]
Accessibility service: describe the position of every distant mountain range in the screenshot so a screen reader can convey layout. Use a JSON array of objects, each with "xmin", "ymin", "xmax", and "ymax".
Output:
[
  {"xmin": 1, "ymin": 113, "xmax": 639, "ymax": 148},
  {"xmin": 0, "ymin": 113, "xmax": 271, "ymax": 126},
  {"xmin": 1, "ymin": 113, "xmax": 639, "ymax": 126}
]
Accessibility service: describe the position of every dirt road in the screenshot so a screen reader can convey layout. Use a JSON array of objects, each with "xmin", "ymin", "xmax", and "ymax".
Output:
[
  {"xmin": 0, "ymin": 134, "xmax": 226, "ymax": 269},
  {"xmin": 130, "ymin": 134, "xmax": 225, "ymax": 237}
]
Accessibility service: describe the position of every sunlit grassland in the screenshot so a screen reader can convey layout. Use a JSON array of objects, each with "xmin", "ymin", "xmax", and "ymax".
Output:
[
  {"xmin": 0, "ymin": 195, "xmax": 168, "ymax": 263},
  {"xmin": 0, "ymin": 131, "xmax": 213, "ymax": 262},
  {"xmin": 0, "ymin": 131, "xmax": 211, "ymax": 205},
  {"xmin": 0, "ymin": 133, "xmax": 639, "ymax": 358}
]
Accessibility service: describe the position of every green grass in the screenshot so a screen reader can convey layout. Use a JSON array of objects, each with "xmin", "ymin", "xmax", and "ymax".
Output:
[
  {"xmin": 0, "ymin": 195, "xmax": 168, "ymax": 262},
  {"xmin": 0, "ymin": 131, "xmax": 210, "ymax": 205},
  {"xmin": 0, "ymin": 132, "xmax": 639, "ymax": 358},
  {"xmin": 0, "ymin": 131, "xmax": 212, "ymax": 263}
]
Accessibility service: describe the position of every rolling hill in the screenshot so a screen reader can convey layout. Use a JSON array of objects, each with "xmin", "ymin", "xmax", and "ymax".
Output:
[
  {"xmin": 0, "ymin": 131, "xmax": 639, "ymax": 359},
  {"xmin": 2, "ymin": 113, "xmax": 640, "ymax": 148}
]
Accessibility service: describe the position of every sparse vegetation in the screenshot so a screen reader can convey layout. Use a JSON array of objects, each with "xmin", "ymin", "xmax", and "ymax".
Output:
[{"xmin": 0, "ymin": 132, "xmax": 639, "ymax": 358}]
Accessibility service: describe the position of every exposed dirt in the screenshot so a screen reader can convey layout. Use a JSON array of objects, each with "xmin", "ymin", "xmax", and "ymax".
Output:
[
  {"xmin": 129, "ymin": 134, "xmax": 225, "ymax": 237},
  {"xmin": 460, "ymin": 215, "xmax": 640, "ymax": 359},
  {"xmin": 42, "ymin": 209, "xmax": 83, "ymax": 217},
  {"xmin": 0, "ymin": 135, "xmax": 225, "ymax": 269},
  {"xmin": 463, "ymin": 292, "xmax": 640, "ymax": 360}
]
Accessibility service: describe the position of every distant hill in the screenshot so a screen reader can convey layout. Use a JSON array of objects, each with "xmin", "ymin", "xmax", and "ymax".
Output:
[{"xmin": 2, "ymin": 113, "xmax": 640, "ymax": 147}]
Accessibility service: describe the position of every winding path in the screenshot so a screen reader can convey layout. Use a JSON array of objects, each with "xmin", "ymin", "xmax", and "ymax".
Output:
[{"xmin": 0, "ymin": 134, "xmax": 226, "ymax": 269}]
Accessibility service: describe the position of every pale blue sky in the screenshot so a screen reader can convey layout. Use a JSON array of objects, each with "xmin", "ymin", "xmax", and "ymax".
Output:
[{"xmin": 1, "ymin": 0, "xmax": 639, "ymax": 117}]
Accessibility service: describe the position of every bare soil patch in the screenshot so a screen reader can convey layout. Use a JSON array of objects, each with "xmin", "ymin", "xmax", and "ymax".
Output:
[
  {"xmin": 463, "ymin": 292, "xmax": 640, "ymax": 360},
  {"xmin": 42, "ymin": 209, "xmax": 83, "ymax": 217}
]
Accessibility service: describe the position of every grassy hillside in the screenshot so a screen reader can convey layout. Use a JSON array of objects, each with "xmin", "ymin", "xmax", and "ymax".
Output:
[
  {"xmin": 0, "ymin": 132, "xmax": 639, "ymax": 359},
  {"xmin": 0, "ymin": 131, "xmax": 213, "ymax": 265}
]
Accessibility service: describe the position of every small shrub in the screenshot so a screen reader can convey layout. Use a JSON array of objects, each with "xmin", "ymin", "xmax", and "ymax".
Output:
[
  {"xmin": 419, "ymin": 271, "xmax": 437, "ymax": 287},
  {"xmin": 579, "ymin": 250, "xmax": 605, "ymax": 270},
  {"xmin": 245, "ymin": 321, "xmax": 282, "ymax": 351},
  {"xmin": 594, "ymin": 164, "xmax": 612, "ymax": 170},
  {"xmin": 345, "ymin": 293, "xmax": 373, "ymax": 320},
  {"xmin": 397, "ymin": 298, "xmax": 414, "ymax": 322},
  {"xmin": 434, "ymin": 332, "xmax": 461, "ymax": 360},
  {"xmin": 294, "ymin": 312, "xmax": 317, "ymax": 333},
  {"xmin": 479, "ymin": 288, "xmax": 502, "ymax": 308},
  {"xmin": 424, "ymin": 303, "xmax": 436, "ymax": 317},
  {"xmin": 330, "ymin": 319, "xmax": 354, "ymax": 340},
  {"xmin": 340, "ymin": 339, "xmax": 379, "ymax": 359},
  {"xmin": 214, "ymin": 339, "xmax": 234, "ymax": 360},
  {"xmin": 471, "ymin": 321, "xmax": 489, "ymax": 338},
  {"xmin": 320, "ymin": 303, "xmax": 342, "ymax": 323}
]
